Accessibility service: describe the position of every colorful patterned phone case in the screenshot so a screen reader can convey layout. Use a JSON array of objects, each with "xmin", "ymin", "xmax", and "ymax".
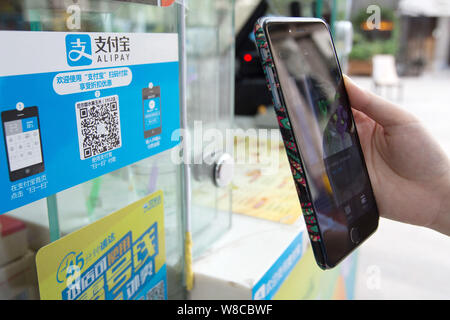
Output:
[{"xmin": 254, "ymin": 19, "xmax": 328, "ymax": 269}]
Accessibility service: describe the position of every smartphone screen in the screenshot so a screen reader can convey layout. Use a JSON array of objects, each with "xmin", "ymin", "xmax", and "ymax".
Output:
[
  {"xmin": 266, "ymin": 20, "xmax": 378, "ymax": 266},
  {"xmin": 142, "ymin": 87, "xmax": 162, "ymax": 139},
  {"xmin": 2, "ymin": 107, "xmax": 45, "ymax": 182}
]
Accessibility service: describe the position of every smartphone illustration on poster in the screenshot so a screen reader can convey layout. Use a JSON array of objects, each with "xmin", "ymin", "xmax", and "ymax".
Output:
[
  {"xmin": 142, "ymin": 87, "xmax": 162, "ymax": 139},
  {"xmin": 2, "ymin": 106, "xmax": 45, "ymax": 182}
]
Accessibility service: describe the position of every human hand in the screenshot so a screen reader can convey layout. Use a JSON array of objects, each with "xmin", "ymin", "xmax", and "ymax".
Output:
[{"xmin": 344, "ymin": 76, "xmax": 450, "ymax": 236}]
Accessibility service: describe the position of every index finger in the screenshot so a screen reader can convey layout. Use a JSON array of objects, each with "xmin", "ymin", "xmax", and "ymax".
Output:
[{"xmin": 344, "ymin": 75, "xmax": 416, "ymax": 127}]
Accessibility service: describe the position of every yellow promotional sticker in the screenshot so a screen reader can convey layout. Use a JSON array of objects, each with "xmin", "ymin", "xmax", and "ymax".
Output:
[{"xmin": 36, "ymin": 190, "xmax": 166, "ymax": 300}]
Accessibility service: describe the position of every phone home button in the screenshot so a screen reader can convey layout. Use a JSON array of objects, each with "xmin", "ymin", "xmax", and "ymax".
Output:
[{"xmin": 350, "ymin": 228, "xmax": 361, "ymax": 244}]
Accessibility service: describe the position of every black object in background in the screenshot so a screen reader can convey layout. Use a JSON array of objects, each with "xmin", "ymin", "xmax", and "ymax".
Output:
[
  {"xmin": 290, "ymin": 1, "xmax": 303, "ymax": 17},
  {"xmin": 234, "ymin": 0, "xmax": 316, "ymax": 116},
  {"xmin": 235, "ymin": 0, "xmax": 272, "ymax": 116}
]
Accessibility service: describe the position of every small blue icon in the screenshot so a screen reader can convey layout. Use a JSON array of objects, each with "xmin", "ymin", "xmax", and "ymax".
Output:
[
  {"xmin": 22, "ymin": 117, "xmax": 38, "ymax": 132},
  {"xmin": 65, "ymin": 34, "xmax": 93, "ymax": 67}
]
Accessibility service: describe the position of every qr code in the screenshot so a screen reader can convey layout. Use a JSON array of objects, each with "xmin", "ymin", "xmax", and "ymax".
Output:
[
  {"xmin": 75, "ymin": 95, "xmax": 122, "ymax": 160},
  {"xmin": 146, "ymin": 280, "xmax": 165, "ymax": 300}
]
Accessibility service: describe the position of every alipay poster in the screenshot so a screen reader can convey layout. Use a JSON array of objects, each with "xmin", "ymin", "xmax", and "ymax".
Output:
[
  {"xmin": 0, "ymin": 31, "xmax": 180, "ymax": 214},
  {"xmin": 36, "ymin": 190, "xmax": 167, "ymax": 300}
]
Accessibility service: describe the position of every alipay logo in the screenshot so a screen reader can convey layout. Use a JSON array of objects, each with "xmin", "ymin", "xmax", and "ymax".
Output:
[{"xmin": 65, "ymin": 34, "xmax": 93, "ymax": 67}]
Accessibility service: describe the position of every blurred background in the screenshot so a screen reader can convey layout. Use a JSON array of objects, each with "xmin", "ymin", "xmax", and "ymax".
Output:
[{"xmin": 234, "ymin": 0, "xmax": 450, "ymax": 299}]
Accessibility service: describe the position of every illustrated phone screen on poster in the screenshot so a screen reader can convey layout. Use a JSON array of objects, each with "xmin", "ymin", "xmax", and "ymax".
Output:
[
  {"xmin": 2, "ymin": 107, "xmax": 45, "ymax": 182},
  {"xmin": 143, "ymin": 87, "xmax": 162, "ymax": 139}
]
